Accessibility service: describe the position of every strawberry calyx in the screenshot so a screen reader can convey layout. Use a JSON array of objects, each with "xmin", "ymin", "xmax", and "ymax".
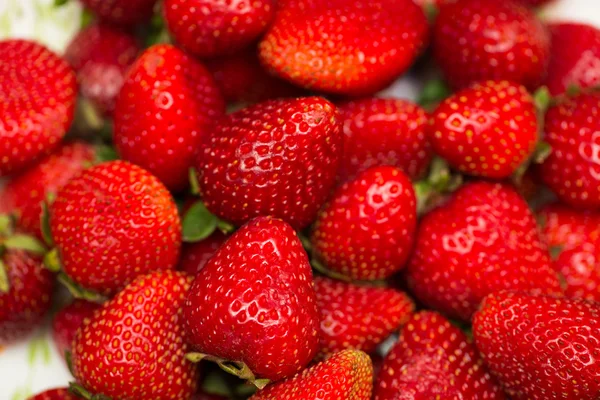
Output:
[
  {"xmin": 413, "ymin": 157, "xmax": 462, "ymax": 215},
  {"xmin": 69, "ymin": 382, "xmax": 112, "ymax": 400},
  {"xmin": 185, "ymin": 352, "xmax": 270, "ymax": 389},
  {"xmin": 182, "ymin": 200, "xmax": 235, "ymax": 242},
  {"xmin": 418, "ymin": 78, "xmax": 451, "ymax": 110}
]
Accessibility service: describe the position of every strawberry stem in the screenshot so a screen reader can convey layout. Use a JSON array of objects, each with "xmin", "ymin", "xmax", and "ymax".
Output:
[
  {"xmin": 189, "ymin": 168, "xmax": 200, "ymax": 195},
  {"xmin": 0, "ymin": 259, "xmax": 9, "ymax": 293},
  {"xmin": 57, "ymin": 272, "xmax": 107, "ymax": 304},
  {"xmin": 69, "ymin": 382, "xmax": 112, "ymax": 400}
]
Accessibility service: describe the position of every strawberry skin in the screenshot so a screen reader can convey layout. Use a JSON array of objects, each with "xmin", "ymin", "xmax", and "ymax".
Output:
[
  {"xmin": 474, "ymin": 291, "xmax": 600, "ymax": 399},
  {"xmin": 311, "ymin": 166, "xmax": 417, "ymax": 280},
  {"xmin": 259, "ymin": 0, "xmax": 428, "ymax": 95},
  {"xmin": 554, "ymin": 241, "xmax": 600, "ymax": 302},
  {"xmin": 0, "ymin": 40, "xmax": 77, "ymax": 177},
  {"xmin": 250, "ymin": 349, "xmax": 373, "ymax": 400},
  {"xmin": 315, "ymin": 277, "xmax": 414, "ymax": 357},
  {"xmin": 179, "ymin": 231, "xmax": 227, "ymax": 276},
  {"xmin": 433, "ymin": 0, "xmax": 549, "ymax": 89},
  {"xmin": 51, "ymin": 300, "xmax": 100, "ymax": 359},
  {"xmin": 184, "ymin": 217, "xmax": 320, "ymax": 381},
  {"xmin": 196, "ymin": 96, "xmax": 342, "ymax": 230},
  {"xmin": 374, "ymin": 311, "xmax": 505, "ymax": 400},
  {"xmin": 430, "ymin": 80, "xmax": 538, "ymax": 178},
  {"xmin": 114, "ymin": 44, "xmax": 224, "ymax": 192},
  {"xmin": 27, "ymin": 388, "xmax": 78, "ymax": 400},
  {"xmin": 164, "ymin": 0, "xmax": 276, "ymax": 58},
  {"xmin": 406, "ymin": 182, "xmax": 561, "ymax": 320},
  {"xmin": 80, "ymin": 0, "xmax": 157, "ymax": 25},
  {"xmin": 50, "ymin": 160, "xmax": 181, "ymax": 295},
  {"xmin": 338, "ymin": 98, "xmax": 431, "ymax": 183},
  {"xmin": 538, "ymin": 203, "xmax": 600, "ymax": 250}
]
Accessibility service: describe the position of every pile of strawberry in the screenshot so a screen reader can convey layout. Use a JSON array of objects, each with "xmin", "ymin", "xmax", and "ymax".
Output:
[{"xmin": 2, "ymin": 0, "xmax": 600, "ymax": 399}]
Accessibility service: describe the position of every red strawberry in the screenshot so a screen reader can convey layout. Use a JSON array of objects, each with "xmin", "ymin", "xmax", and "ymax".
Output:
[
  {"xmin": 71, "ymin": 271, "xmax": 198, "ymax": 399},
  {"xmin": 540, "ymin": 92, "xmax": 600, "ymax": 209},
  {"xmin": 65, "ymin": 24, "xmax": 140, "ymax": 116},
  {"xmin": 429, "ymin": 81, "xmax": 538, "ymax": 179},
  {"xmin": 474, "ymin": 291, "xmax": 600, "ymax": 399},
  {"xmin": 538, "ymin": 203, "xmax": 600, "ymax": 249},
  {"xmin": 259, "ymin": 0, "xmax": 428, "ymax": 95},
  {"xmin": 543, "ymin": 23, "xmax": 600, "ymax": 96},
  {"xmin": 184, "ymin": 217, "xmax": 320, "ymax": 382},
  {"xmin": 196, "ymin": 96, "xmax": 342, "ymax": 230},
  {"xmin": 0, "ymin": 142, "xmax": 95, "ymax": 239},
  {"xmin": 311, "ymin": 166, "xmax": 417, "ymax": 281},
  {"xmin": 179, "ymin": 231, "xmax": 227, "ymax": 276},
  {"xmin": 49, "ymin": 160, "xmax": 181, "ymax": 295},
  {"xmin": 250, "ymin": 349, "xmax": 373, "ymax": 400},
  {"xmin": 164, "ymin": 0, "xmax": 276, "ymax": 58},
  {"xmin": 374, "ymin": 311, "xmax": 505, "ymax": 400},
  {"xmin": 51, "ymin": 300, "xmax": 100, "ymax": 359},
  {"xmin": 79, "ymin": 0, "xmax": 157, "ymax": 26},
  {"xmin": 27, "ymin": 388, "xmax": 78, "ymax": 400},
  {"xmin": 0, "ymin": 40, "xmax": 77, "ymax": 177},
  {"xmin": 433, "ymin": 0, "xmax": 550, "ymax": 89},
  {"xmin": 338, "ymin": 98, "xmax": 431, "ymax": 183},
  {"xmin": 554, "ymin": 241, "xmax": 600, "ymax": 302},
  {"xmin": 406, "ymin": 182, "xmax": 561, "ymax": 320},
  {"xmin": 315, "ymin": 277, "xmax": 414, "ymax": 357},
  {"xmin": 114, "ymin": 44, "xmax": 224, "ymax": 192}
]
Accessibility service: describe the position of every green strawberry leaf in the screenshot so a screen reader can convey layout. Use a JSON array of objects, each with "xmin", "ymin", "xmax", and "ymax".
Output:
[
  {"xmin": 418, "ymin": 78, "xmax": 451, "ymax": 110},
  {"xmin": 182, "ymin": 201, "xmax": 218, "ymax": 242},
  {"xmin": 40, "ymin": 200, "xmax": 54, "ymax": 247},
  {"xmin": 0, "ymin": 260, "xmax": 9, "ymax": 293},
  {"xmin": 3, "ymin": 234, "xmax": 47, "ymax": 255}
]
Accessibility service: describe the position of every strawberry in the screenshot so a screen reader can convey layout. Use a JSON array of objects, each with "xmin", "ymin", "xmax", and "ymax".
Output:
[
  {"xmin": 114, "ymin": 44, "xmax": 224, "ymax": 192},
  {"xmin": 259, "ymin": 0, "xmax": 428, "ymax": 95},
  {"xmin": 406, "ymin": 181, "xmax": 561, "ymax": 321},
  {"xmin": 433, "ymin": 0, "xmax": 550, "ymax": 90},
  {"xmin": 65, "ymin": 24, "xmax": 140, "ymax": 116},
  {"xmin": 51, "ymin": 300, "xmax": 100, "ymax": 359},
  {"xmin": 474, "ymin": 291, "xmax": 600, "ymax": 399},
  {"xmin": 338, "ymin": 98, "xmax": 431, "ymax": 183},
  {"xmin": 79, "ymin": 0, "xmax": 157, "ymax": 26},
  {"xmin": 429, "ymin": 81, "xmax": 538, "ymax": 179},
  {"xmin": 71, "ymin": 271, "xmax": 198, "ymax": 399},
  {"xmin": 164, "ymin": 0, "xmax": 276, "ymax": 58},
  {"xmin": 374, "ymin": 311, "xmax": 505, "ymax": 400},
  {"xmin": 554, "ymin": 241, "xmax": 600, "ymax": 302},
  {"xmin": 179, "ymin": 231, "xmax": 227, "ymax": 276},
  {"xmin": 315, "ymin": 277, "xmax": 414, "ymax": 357},
  {"xmin": 538, "ymin": 203, "xmax": 600, "ymax": 250},
  {"xmin": 184, "ymin": 217, "xmax": 320, "ymax": 382},
  {"xmin": 49, "ymin": 160, "xmax": 181, "ymax": 295},
  {"xmin": 195, "ymin": 96, "xmax": 342, "ymax": 230},
  {"xmin": 27, "ymin": 388, "xmax": 78, "ymax": 400},
  {"xmin": 0, "ymin": 40, "xmax": 77, "ymax": 177},
  {"xmin": 539, "ymin": 92, "xmax": 600, "ymax": 209},
  {"xmin": 250, "ymin": 349, "xmax": 373, "ymax": 400},
  {"xmin": 0, "ymin": 142, "xmax": 95, "ymax": 240},
  {"xmin": 311, "ymin": 166, "xmax": 417, "ymax": 281}
]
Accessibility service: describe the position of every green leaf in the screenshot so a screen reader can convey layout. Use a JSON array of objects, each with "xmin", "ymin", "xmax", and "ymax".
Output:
[
  {"xmin": 533, "ymin": 86, "xmax": 552, "ymax": 114},
  {"xmin": 40, "ymin": 201, "xmax": 54, "ymax": 246},
  {"xmin": 0, "ymin": 260, "xmax": 9, "ymax": 293},
  {"xmin": 44, "ymin": 248, "xmax": 62, "ymax": 272},
  {"xmin": 202, "ymin": 369, "xmax": 234, "ymax": 397},
  {"xmin": 182, "ymin": 201, "xmax": 218, "ymax": 242},
  {"xmin": 0, "ymin": 214, "xmax": 13, "ymax": 235},
  {"xmin": 55, "ymin": 0, "xmax": 70, "ymax": 6},
  {"xmin": 3, "ymin": 235, "xmax": 47, "ymax": 255},
  {"xmin": 189, "ymin": 168, "xmax": 200, "ymax": 195},
  {"xmin": 95, "ymin": 145, "xmax": 119, "ymax": 163},
  {"xmin": 81, "ymin": 8, "xmax": 94, "ymax": 29},
  {"xmin": 418, "ymin": 78, "xmax": 451, "ymax": 109},
  {"xmin": 533, "ymin": 141, "xmax": 553, "ymax": 164},
  {"xmin": 57, "ymin": 273, "xmax": 107, "ymax": 303}
]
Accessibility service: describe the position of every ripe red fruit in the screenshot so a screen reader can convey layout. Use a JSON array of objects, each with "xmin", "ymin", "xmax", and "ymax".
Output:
[
  {"xmin": 259, "ymin": 0, "xmax": 428, "ymax": 95},
  {"xmin": 311, "ymin": 166, "xmax": 417, "ymax": 280},
  {"xmin": 250, "ymin": 349, "xmax": 373, "ymax": 400},
  {"xmin": 179, "ymin": 231, "xmax": 227, "ymax": 276},
  {"xmin": 553, "ymin": 242, "xmax": 600, "ymax": 302},
  {"xmin": 51, "ymin": 300, "xmax": 100, "ymax": 359},
  {"xmin": 540, "ymin": 92, "xmax": 600, "ymax": 209},
  {"xmin": 538, "ymin": 203, "xmax": 600, "ymax": 250},
  {"xmin": 429, "ymin": 81, "xmax": 538, "ymax": 179},
  {"xmin": 164, "ymin": 0, "xmax": 276, "ymax": 58},
  {"xmin": 27, "ymin": 388, "xmax": 78, "ymax": 400},
  {"xmin": 338, "ymin": 98, "xmax": 431, "ymax": 183},
  {"xmin": 315, "ymin": 277, "xmax": 414, "ymax": 357},
  {"xmin": 194, "ymin": 392, "xmax": 228, "ymax": 400},
  {"xmin": 474, "ymin": 291, "xmax": 600, "ymax": 399},
  {"xmin": 433, "ymin": 0, "xmax": 549, "ymax": 89},
  {"xmin": 544, "ymin": 23, "xmax": 600, "ymax": 95},
  {"xmin": 49, "ymin": 160, "xmax": 181, "ymax": 295},
  {"xmin": 196, "ymin": 97, "xmax": 342, "ymax": 230},
  {"xmin": 114, "ymin": 44, "xmax": 224, "ymax": 192},
  {"xmin": 406, "ymin": 182, "xmax": 561, "ymax": 320},
  {"xmin": 0, "ymin": 40, "xmax": 77, "ymax": 177},
  {"xmin": 79, "ymin": 0, "xmax": 157, "ymax": 26},
  {"xmin": 72, "ymin": 271, "xmax": 198, "ymax": 399},
  {"xmin": 65, "ymin": 24, "xmax": 139, "ymax": 116},
  {"xmin": 374, "ymin": 311, "xmax": 505, "ymax": 400},
  {"xmin": 184, "ymin": 217, "xmax": 320, "ymax": 381}
]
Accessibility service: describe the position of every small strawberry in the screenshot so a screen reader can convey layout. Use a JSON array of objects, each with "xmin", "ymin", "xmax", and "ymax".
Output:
[
  {"xmin": 114, "ymin": 44, "xmax": 225, "ymax": 192},
  {"xmin": 195, "ymin": 96, "xmax": 342, "ymax": 230},
  {"xmin": 179, "ymin": 231, "xmax": 227, "ymax": 276},
  {"xmin": 65, "ymin": 24, "xmax": 140, "ymax": 116},
  {"xmin": 71, "ymin": 271, "xmax": 198, "ymax": 399},
  {"xmin": 474, "ymin": 291, "xmax": 600, "ymax": 399},
  {"xmin": 259, "ymin": 0, "xmax": 428, "ymax": 95},
  {"xmin": 0, "ymin": 40, "xmax": 77, "ymax": 177},
  {"xmin": 184, "ymin": 217, "xmax": 320, "ymax": 382},
  {"xmin": 79, "ymin": 0, "xmax": 157, "ymax": 26},
  {"xmin": 406, "ymin": 181, "xmax": 561, "ymax": 321},
  {"xmin": 374, "ymin": 311, "xmax": 505, "ymax": 400},
  {"xmin": 433, "ymin": 0, "xmax": 550, "ymax": 89},
  {"xmin": 164, "ymin": 0, "xmax": 276, "ymax": 58},
  {"xmin": 429, "ymin": 80, "xmax": 538, "ymax": 178},
  {"xmin": 250, "ymin": 349, "xmax": 373, "ymax": 400},
  {"xmin": 538, "ymin": 203, "xmax": 600, "ymax": 249},
  {"xmin": 540, "ymin": 92, "xmax": 600, "ymax": 209},
  {"xmin": 27, "ymin": 388, "xmax": 78, "ymax": 400},
  {"xmin": 543, "ymin": 23, "xmax": 600, "ymax": 95},
  {"xmin": 311, "ymin": 166, "xmax": 417, "ymax": 281},
  {"xmin": 51, "ymin": 300, "xmax": 100, "ymax": 359},
  {"xmin": 554, "ymin": 241, "xmax": 600, "ymax": 302},
  {"xmin": 338, "ymin": 98, "xmax": 431, "ymax": 183},
  {"xmin": 49, "ymin": 160, "xmax": 181, "ymax": 296},
  {"xmin": 315, "ymin": 277, "xmax": 414, "ymax": 357}
]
